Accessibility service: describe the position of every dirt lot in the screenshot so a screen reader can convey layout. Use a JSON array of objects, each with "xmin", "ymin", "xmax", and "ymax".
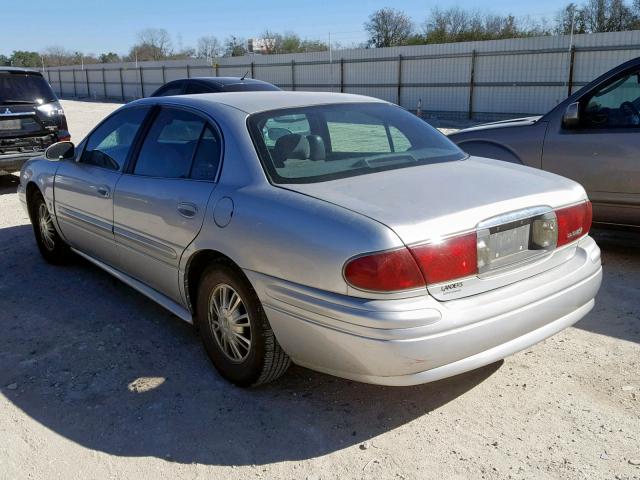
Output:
[{"xmin": 0, "ymin": 100, "xmax": 638, "ymax": 480}]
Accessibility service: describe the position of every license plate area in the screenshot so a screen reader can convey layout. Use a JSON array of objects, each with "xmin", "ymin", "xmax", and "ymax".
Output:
[
  {"xmin": 0, "ymin": 119, "xmax": 21, "ymax": 130},
  {"xmin": 477, "ymin": 206, "xmax": 557, "ymax": 275}
]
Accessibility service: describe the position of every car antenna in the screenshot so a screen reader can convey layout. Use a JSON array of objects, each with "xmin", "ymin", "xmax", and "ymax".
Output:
[{"xmin": 240, "ymin": 70, "xmax": 249, "ymax": 81}]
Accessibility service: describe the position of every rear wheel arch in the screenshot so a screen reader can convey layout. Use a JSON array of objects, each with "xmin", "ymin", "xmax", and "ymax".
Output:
[{"xmin": 184, "ymin": 249, "xmax": 245, "ymax": 314}]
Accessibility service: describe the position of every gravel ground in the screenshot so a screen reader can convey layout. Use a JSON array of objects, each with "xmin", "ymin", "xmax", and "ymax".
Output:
[{"xmin": 0, "ymin": 100, "xmax": 638, "ymax": 480}]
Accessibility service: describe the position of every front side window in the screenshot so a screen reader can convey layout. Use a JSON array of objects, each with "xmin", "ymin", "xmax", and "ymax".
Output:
[
  {"xmin": 248, "ymin": 103, "xmax": 465, "ymax": 184},
  {"xmin": 134, "ymin": 108, "xmax": 221, "ymax": 180},
  {"xmin": 583, "ymin": 70, "xmax": 640, "ymax": 128},
  {"xmin": 80, "ymin": 107, "xmax": 149, "ymax": 171}
]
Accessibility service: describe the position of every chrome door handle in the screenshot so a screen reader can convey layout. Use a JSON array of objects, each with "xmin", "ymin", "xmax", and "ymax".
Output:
[
  {"xmin": 96, "ymin": 185, "xmax": 111, "ymax": 198},
  {"xmin": 177, "ymin": 202, "xmax": 198, "ymax": 218}
]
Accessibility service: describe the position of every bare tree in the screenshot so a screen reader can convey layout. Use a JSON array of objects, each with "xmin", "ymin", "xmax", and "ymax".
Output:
[
  {"xmin": 41, "ymin": 46, "xmax": 72, "ymax": 67},
  {"xmin": 130, "ymin": 28, "xmax": 173, "ymax": 61},
  {"xmin": 364, "ymin": 8, "xmax": 414, "ymax": 47},
  {"xmin": 196, "ymin": 36, "xmax": 222, "ymax": 60}
]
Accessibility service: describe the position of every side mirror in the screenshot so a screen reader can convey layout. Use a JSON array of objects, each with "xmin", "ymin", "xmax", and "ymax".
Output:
[
  {"xmin": 45, "ymin": 141, "xmax": 75, "ymax": 161},
  {"xmin": 562, "ymin": 102, "xmax": 581, "ymax": 129}
]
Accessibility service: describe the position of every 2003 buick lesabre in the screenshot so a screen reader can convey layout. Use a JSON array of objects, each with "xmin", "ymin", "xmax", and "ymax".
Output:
[{"xmin": 18, "ymin": 91, "xmax": 602, "ymax": 386}]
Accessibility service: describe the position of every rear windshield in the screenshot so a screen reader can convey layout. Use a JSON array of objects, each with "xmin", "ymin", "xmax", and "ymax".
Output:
[
  {"xmin": 247, "ymin": 102, "xmax": 466, "ymax": 183},
  {"xmin": 223, "ymin": 82, "xmax": 280, "ymax": 92},
  {"xmin": 0, "ymin": 72, "xmax": 57, "ymax": 105}
]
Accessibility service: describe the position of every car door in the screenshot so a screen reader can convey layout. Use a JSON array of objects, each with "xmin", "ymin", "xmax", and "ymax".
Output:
[
  {"xmin": 112, "ymin": 106, "xmax": 222, "ymax": 302},
  {"xmin": 54, "ymin": 106, "xmax": 150, "ymax": 266},
  {"xmin": 542, "ymin": 66, "xmax": 640, "ymax": 226}
]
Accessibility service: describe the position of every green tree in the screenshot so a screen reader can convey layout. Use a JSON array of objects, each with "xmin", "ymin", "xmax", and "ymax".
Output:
[
  {"xmin": 10, "ymin": 50, "xmax": 41, "ymax": 68},
  {"xmin": 99, "ymin": 52, "xmax": 121, "ymax": 63}
]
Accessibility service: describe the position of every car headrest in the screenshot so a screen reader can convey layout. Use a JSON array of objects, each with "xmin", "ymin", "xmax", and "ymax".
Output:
[
  {"xmin": 273, "ymin": 133, "xmax": 310, "ymax": 168},
  {"xmin": 306, "ymin": 135, "xmax": 326, "ymax": 161}
]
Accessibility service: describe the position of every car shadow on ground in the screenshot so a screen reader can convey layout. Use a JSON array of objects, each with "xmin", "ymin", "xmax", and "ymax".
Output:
[
  {"xmin": 0, "ymin": 173, "xmax": 19, "ymax": 195},
  {"xmin": 0, "ymin": 224, "xmax": 501, "ymax": 466},
  {"xmin": 576, "ymin": 228, "xmax": 640, "ymax": 344}
]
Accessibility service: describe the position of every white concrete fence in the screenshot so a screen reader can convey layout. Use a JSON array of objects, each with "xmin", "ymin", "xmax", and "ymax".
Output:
[{"xmin": 44, "ymin": 31, "xmax": 640, "ymax": 121}]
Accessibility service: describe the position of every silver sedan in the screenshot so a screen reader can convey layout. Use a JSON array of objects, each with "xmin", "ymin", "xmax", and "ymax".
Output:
[{"xmin": 18, "ymin": 92, "xmax": 602, "ymax": 386}]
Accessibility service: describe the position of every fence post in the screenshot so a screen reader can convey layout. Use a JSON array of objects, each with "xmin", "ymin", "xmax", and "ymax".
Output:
[
  {"xmin": 291, "ymin": 60, "xmax": 295, "ymax": 91},
  {"xmin": 72, "ymin": 69, "xmax": 77, "ymax": 97},
  {"xmin": 186, "ymin": 64, "xmax": 191, "ymax": 78},
  {"xmin": 251, "ymin": 61, "xmax": 255, "ymax": 79},
  {"xmin": 162, "ymin": 65, "xmax": 166, "ymax": 84},
  {"xmin": 101, "ymin": 68, "xmax": 107, "ymax": 98},
  {"xmin": 397, "ymin": 54, "xmax": 403, "ymax": 106},
  {"xmin": 139, "ymin": 66, "xmax": 144, "ymax": 98},
  {"xmin": 567, "ymin": 45, "xmax": 576, "ymax": 97},
  {"xmin": 119, "ymin": 68, "xmax": 125, "ymax": 102},
  {"xmin": 340, "ymin": 58, "xmax": 344, "ymax": 93},
  {"xmin": 468, "ymin": 49, "xmax": 477, "ymax": 120},
  {"xmin": 215, "ymin": 63, "xmax": 219, "ymax": 76},
  {"xmin": 57, "ymin": 70, "xmax": 62, "ymax": 96},
  {"xmin": 85, "ymin": 68, "xmax": 90, "ymax": 97}
]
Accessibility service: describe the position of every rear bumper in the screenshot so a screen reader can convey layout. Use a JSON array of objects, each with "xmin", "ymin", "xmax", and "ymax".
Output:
[
  {"xmin": 246, "ymin": 236, "xmax": 602, "ymax": 386},
  {"xmin": 0, "ymin": 151, "xmax": 40, "ymax": 173}
]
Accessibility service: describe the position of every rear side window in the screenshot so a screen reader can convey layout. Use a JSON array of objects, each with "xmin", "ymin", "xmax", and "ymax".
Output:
[
  {"xmin": 152, "ymin": 81, "xmax": 184, "ymax": 97},
  {"xmin": 80, "ymin": 107, "xmax": 149, "ymax": 171},
  {"xmin": 134, "ymin": 108, "xmax": 221, "ymax": 180},
  {"xmin": 0, "ymin": 72, "xmax": 57, "ymax": 104}
]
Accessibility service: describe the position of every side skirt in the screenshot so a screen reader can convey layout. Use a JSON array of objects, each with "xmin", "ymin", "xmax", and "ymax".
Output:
[{"xmin": 71, "ymin": 248, "xmax": 193, "ymax": 324}]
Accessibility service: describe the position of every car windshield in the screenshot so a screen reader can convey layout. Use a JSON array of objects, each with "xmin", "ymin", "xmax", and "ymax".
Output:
[
  {"xmin": 0, "ymin": 72, "xmax": 57, "ymax": 104},
  {"xmin": 248, "ymin": 102, "xmax": 466, "ymax": 184}
]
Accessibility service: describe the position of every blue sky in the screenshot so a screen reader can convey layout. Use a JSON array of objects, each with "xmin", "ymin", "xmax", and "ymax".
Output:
[{"xmin": 2, "ymin": 0, "xmax": 563, "ymax": 56}]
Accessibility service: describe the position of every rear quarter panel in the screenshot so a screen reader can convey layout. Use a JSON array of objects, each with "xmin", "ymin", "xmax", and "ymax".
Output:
[{"xmin": 449, "ymin": 121, "xmax": 549, "ymax": 168}]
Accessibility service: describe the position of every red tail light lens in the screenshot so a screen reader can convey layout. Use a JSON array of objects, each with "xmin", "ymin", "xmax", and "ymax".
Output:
[
  {"xmin": 344, "ymin": 248, "xmax": 425, "ymax": 292},
  {"xmin": 410, "ymin": 232, "xmax": 478, "ymax": 284},
  {"xmin": 556, "ymin": 201, "xmax": 592, "ymax": 247}
]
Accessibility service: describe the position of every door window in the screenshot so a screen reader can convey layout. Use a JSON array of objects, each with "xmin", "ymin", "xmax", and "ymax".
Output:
[
  {"xmin": 583, "ymin": 70, "xmax": 640, "ymax": 128},
  {"xmin": 153, "ymin": 81, "xmax": 185, "ymax": 97},
  {"xmin": 185, "ymin": 82, "xmax": 212, "ymax": 95},
  {"xmin": 80, "ymin": 107, "xmax": 149, "ymax": 171},
  {"xmin": 134, "ymin": 108, "xmax": 221, "ymax": 180}
]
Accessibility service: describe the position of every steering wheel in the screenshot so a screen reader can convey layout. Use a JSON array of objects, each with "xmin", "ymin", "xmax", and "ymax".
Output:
[{"xmin": 620, "ymin": 101, "xmax": 640, "ymax": 125}]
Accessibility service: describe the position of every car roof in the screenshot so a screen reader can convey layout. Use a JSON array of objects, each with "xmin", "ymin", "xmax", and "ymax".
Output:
[
  {"xmin": 140, "ymin": 91, "xmax": 388, "ymax": 114},
  {"xmin": 0, "ymin": 67, "xmax": 43, "ymax": 75}
]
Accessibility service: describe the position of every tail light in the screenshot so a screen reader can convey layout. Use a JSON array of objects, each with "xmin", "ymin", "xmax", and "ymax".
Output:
[
  {"xmin": 57, "ymin": 130, "xmax": 71, "ymax": 142},
  {"xmin": 343, "ymin": 248, "xmax": 425, "ymax": 292},
  {"xmin": 410, "ymin": 232, "xmax": 477, "ymax": 284},
  {"xmin": 344, "ymin": 201, "xmax": 592, "ymax": 293},
  {"xmin": 556, "ymin": 201, "xmax": 592, "ymax": 247}
]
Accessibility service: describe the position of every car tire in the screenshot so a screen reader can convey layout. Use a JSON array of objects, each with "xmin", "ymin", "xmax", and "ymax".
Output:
[
  {"xmin": 29, "ymin": 191, "xmax": 70, "ymax": 264},
  {"xmin": 196, "ymin": 262, "xmax": 291, "ymax": 387}
]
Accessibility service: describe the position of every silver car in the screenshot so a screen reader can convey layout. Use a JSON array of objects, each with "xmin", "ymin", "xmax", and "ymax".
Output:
[{"xmin": 18, "ymin": 92, "xmax": 602, "ymax": 387}]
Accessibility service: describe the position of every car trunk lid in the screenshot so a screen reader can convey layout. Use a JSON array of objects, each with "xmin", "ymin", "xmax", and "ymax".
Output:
[{"xmin": 285, "ymin": 156, "xmax": 589, "ymax": 299}]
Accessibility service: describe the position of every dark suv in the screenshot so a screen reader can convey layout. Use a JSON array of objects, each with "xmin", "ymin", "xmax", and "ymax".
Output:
[{"xmin": 0, "ymin": 67, "xmax": 69, "ymax": 173}]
